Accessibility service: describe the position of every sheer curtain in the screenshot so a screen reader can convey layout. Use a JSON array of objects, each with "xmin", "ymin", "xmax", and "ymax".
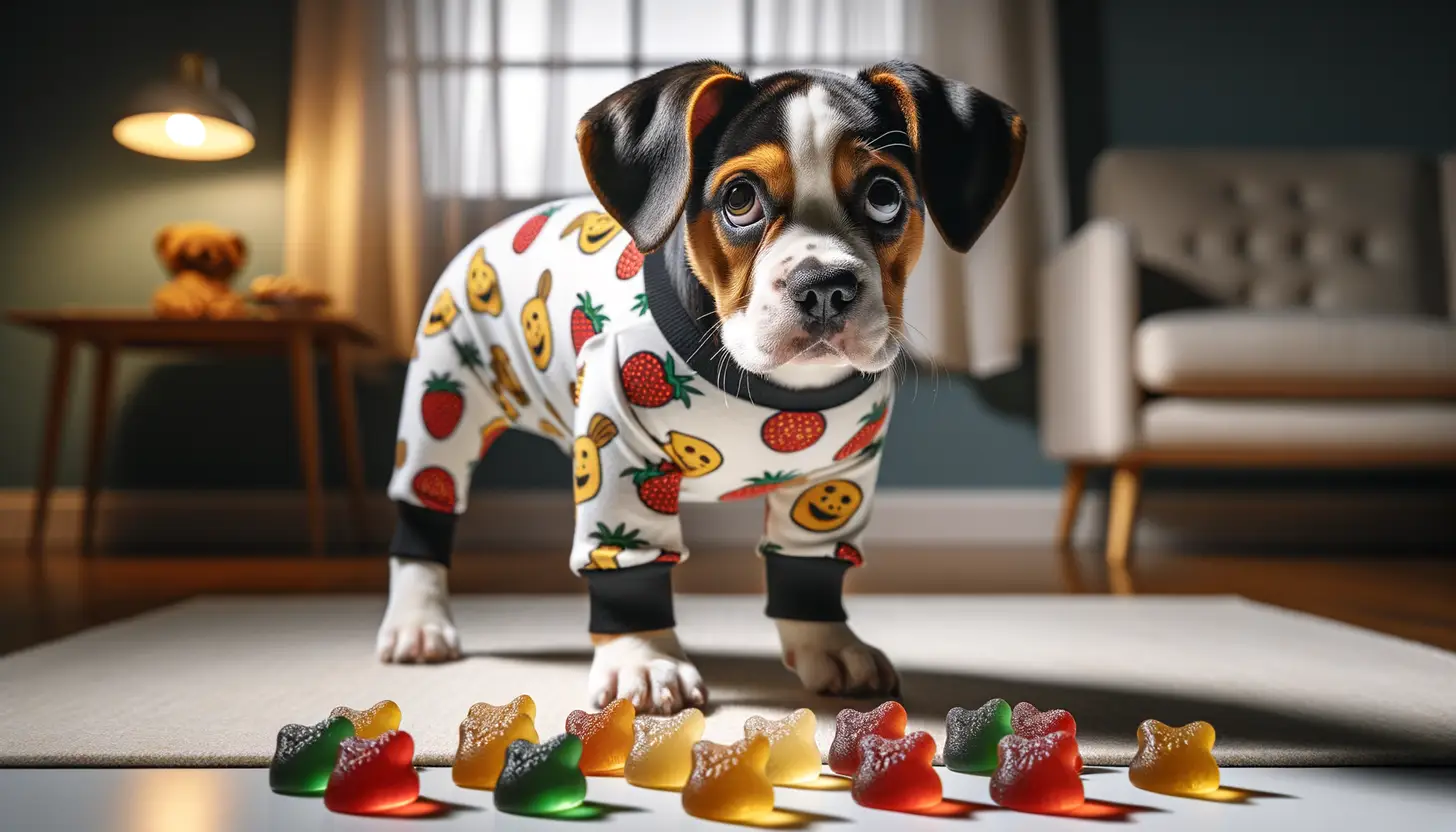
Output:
[{"xmin": 284, "ymin": 0, "xmax": 1062, "ymax": 372}]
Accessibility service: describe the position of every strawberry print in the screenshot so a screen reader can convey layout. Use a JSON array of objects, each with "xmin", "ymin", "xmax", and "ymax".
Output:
[
  {"xmin": 718, "ymin": 471, "xmax": 803, "ymax": 502},
  {"xmin": 616, "ymin": 241, "xmax": 643, "ymax": 279},
  {"xmin": 512, "ymin": 203, "xmax": 562, "ymax": 253},
  {"xmin": 620, "ymin": 351, "xmax": 702, "ymax": 408},
  {"xmin": 452, "ymin": 338, "xmax": 484, "ymax": 369},
  {"xmin": 655, "ymin": 551, "xmax": 682, "ymax": 564},
  {"xmin": 759, "ymin": 542, "xmax": 784, "ymax": 557},
  {"xmin": 761, "ymin": 411, "xmax": 826, "ymax": 452},
  {"xmin": 421, "ymin": 372, "xmax": 465, "ymax": 439},
  {"xmin": 570, "ymin": 293, "xmax": 609, "ymax": 355},
  {"xmin": 621, "ymin": 462, "xmax": 683, "ymax": 515},
  {"xmin": 631, "ymin": 293, "xmax": 650, "ymax": 316},
  {"xmin": 834, "ymin": 398, "xmax": 889, "ymax": 460},
  {"xmin": 834, "ymin": 542, "xmax": 864, "ymax": 566},
  {"xmin": 411, "ymin": 466, "xmax": 456, "ymax": 513}
]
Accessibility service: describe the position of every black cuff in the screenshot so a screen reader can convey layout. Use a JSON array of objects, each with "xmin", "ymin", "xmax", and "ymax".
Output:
[
  {"xmin": 584, "ymin": 563, "xmax": 676, "ymax": 633},
  {"xmin": 389, "ymin": 501, "xmax": 458, "ymax": 567},
  {"xmin": 764, "ymin": 554, "xmax": 851, "ymax": 621}
]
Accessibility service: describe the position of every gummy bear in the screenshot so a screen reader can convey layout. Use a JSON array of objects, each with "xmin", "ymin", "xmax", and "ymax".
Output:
[
  {"xmin": 1129, "ymin": 720, "xmax": 1220, "ymax": 796},
  {"xmin": 270, "ymin": 716, "xmax": 355, "ymax": 795},
  {"xmin": 323, "ymin": 730, "xmax": 420, "ymax": 815},
  {"xmin": 990, "ymin": 731, "xmax": 1084, "ymax": 814},
  {"xmin": 1012, "ymin": 701, "xmax": 1083, "ymax": 771},
  {"xmin": 494, "ymin": 735, "xmax": 589, "ymax": 816},
  {"xmin": 852, "ymin": 732, "xmax": 942, "ymax": 812},
  {"xmin": 743, "ymin": 708, "xmax": 821, "ymax": 785},
  {"xmin": 453, "ymin": 695, "xmax": 540, "ymax": 789},
  {"xmin": 624, "ymin": 708, "xmax": 706, "ymax": 789},
  {"xmin": 330, "ymin": 700, "xmax": 402, "ymax": 740},
  {"xmin": 565, "ymin": 698, "xmax": 636, "ymax": 775},
  {"xmin": 828, "ymin": 701, "xmax": 907, "ymax": 776},
  {"xmin": 682, "ymin": 736, "xmax": 775, "ymax": 822},
  {"xmin": 943, "ymin": 699, "xmax": 1013, "ymax": 773}
]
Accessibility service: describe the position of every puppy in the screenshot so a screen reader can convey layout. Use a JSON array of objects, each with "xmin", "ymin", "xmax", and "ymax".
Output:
[{"xmin": 378, "ymin": 61, "xmax": 1024, "ymax": 714}]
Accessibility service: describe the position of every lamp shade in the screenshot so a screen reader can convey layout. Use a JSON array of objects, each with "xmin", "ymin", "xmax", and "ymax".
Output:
[{"xmin": 113, "ymin": 53, "xmax": 256, "ymax": 161}]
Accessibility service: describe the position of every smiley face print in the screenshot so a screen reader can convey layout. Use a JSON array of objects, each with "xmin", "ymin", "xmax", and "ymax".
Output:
[
  {"xmin": 790, "ymin": 479, "xmax": 864, "ymax": 533},
  {"xmin": 661, "ymin": 430, "xmax": 723, "ymax": 478},
  {"xmin": 423, "ymin": 288, "xmax": 458, "ymax": 336},
  {"xmin": 521, "ymin": 270, "xmax": 554, "ymax": 371},
  {"xmin": 466, "ymin": 248, "xmax": 502, "ymax": 316},
  {"xmin": 560, "ymin": 211, "xmax": 623, "ymax": 254},
  {"xmin": 573, "ymin": 414, "xmax": 618, "ymax": 504}
]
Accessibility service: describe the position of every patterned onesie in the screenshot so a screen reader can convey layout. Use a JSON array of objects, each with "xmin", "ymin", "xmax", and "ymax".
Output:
[{"xmin": 388, "ymin": 196, "xmax": 894, "ymax": 632}]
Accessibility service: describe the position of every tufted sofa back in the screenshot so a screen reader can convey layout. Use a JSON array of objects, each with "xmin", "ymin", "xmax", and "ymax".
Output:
[{"xmin": 1090, "ymin": 150, "xmax": 1447, "ymax": 315}]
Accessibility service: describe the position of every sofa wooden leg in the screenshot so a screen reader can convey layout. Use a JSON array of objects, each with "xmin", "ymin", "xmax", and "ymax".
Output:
[
  {"xmin": 1056, "ymin": 464, "xmax": 1089, "ymax": 551},
  {"xmin": 1105, "ymin": 464, "xmax": 1143, "ymax": 570}
]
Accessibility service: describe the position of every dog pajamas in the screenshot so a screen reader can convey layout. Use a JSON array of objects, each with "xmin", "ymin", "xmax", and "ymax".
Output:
[{"xmin": 388, "ymin": 197, "xmax": 894, "ymax": 633}]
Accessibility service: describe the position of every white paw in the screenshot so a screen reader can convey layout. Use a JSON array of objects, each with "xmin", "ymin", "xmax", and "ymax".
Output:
[
  {"xmin": 774, "ymin": 620, "xmax": 900, "ymax": 697},
  {"xmin": 588, "ymin": 630, "xmax": 707, "ymax": 715},
  {"xmin": 377, "ymin": 556, "xmax": 461, "ymax": 663}
]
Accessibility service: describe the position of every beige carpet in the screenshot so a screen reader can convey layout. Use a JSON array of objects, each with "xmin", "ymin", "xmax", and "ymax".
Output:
[{"xmin": 1, "ymin": 595, "xmax": 1453, "ymax": 767}]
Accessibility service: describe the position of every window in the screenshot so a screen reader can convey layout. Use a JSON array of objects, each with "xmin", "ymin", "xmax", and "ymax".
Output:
[{"xmin": 388, "ymin": 0, "xmax": 921, "ymax": 201}]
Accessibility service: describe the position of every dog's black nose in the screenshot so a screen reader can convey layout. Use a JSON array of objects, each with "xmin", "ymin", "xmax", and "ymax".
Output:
[{"xmin": 786, "ymin": 262, "xmax": 859, "ymax": 333}]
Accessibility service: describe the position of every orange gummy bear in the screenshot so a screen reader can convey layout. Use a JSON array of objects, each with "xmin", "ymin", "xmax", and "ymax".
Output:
[
  {"xmin": 452, "ymin": 695, "xmax": 540, "ymax": 789},
  {"xmin": 330, "ymin": 700, "xmax": 401, "ymax": 740},
  {"xmin": 1129, "ymin": 720, "xmax": 1220, "ymax": 796},
  {"xmin": 565, "ymin": 698, "xmax": 636, "ymax": 774},
  {"xmin": 682, "ymin": 736, "xmax": 775, "ymax": 822},
  {"xmin": 743, "ymin": 708, "xmax": 821, "ymax": 785},
  {"xmin": 624, "ymin": 708, "xmax": 705, "ymax": 789}
]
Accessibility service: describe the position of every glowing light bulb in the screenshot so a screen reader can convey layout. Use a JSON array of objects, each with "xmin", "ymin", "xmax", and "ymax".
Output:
[{"xmin": 164, "ymin": 113, "xmax": 206, "ymax": 147}]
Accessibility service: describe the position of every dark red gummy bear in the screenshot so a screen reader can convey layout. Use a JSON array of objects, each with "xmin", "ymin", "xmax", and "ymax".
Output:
[
  {"xmin": 828, "ymin": 701, "xmax": 907, "ymax": 776},
  {"xmin": 324, "ymin": 730, "xmax": 420, "ymax": 815},
  {"xmin": 851, "ymin": 732, "xmax": 942, "ymax": 812},
  {"xmin": 990, "ymin": 731, "xmax": 1084, "ymax": 814},
  {"xmin": 1012, "ymin": 701, "xmax": 1083, "ymax": 772}
]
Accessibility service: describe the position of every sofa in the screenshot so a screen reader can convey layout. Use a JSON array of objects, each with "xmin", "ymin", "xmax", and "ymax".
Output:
[{"xmin": 1041, "ymin": 150, "xmax": 1456, "ymax": 566}]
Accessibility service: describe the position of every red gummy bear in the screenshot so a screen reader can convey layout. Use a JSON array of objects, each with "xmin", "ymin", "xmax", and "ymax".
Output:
[
  {"xmin": 851, "ymin": 732, "xmax": 942, "ymax": 812},
  {"xmin": 1012, "ymin": 701, "xmax": 1083, "ymax": 771},
  {"xmin": 324, "ymin": 730, "xmax": 420, "ymax": 815},
  {"xmin": 828, "ymin": 701, "xmax": 907, "ymax": 776},
  {"xmin": 990, "ymin": 731, "xmax": 1084, "ymax": 814}
]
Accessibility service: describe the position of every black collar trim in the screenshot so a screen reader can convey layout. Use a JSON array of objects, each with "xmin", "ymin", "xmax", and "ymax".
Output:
[{"xmin": 643, "ymin": 248, "xmax": 880, "ymax": 411}]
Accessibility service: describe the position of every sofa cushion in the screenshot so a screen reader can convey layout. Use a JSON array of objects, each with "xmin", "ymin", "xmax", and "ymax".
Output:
[
  {"xmin": 1140, "ymin": 399, "xmax": 1456, "ymax": 450},
  {"xmin": 1135, "ymin": 310, "xmax": 1456, "ymax": 397}
]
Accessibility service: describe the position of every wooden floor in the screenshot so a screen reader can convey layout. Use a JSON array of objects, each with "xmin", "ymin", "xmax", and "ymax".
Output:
[{"xmin": 3, "ymin": 544, "xmax": 1454, "ymax": 657}]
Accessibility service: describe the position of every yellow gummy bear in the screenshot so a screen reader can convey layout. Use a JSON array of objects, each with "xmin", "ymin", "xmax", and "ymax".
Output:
[
  {"xmin": 743, "ymin": 708, "xmax": 821, "ymax": 785},
  {"xmin": 329, "ymin": 700, "xmax": 401, "ymax": 740},
  {"xmin": 566, "ymin": 698, "xmax": 637, "ymax": 775},
  {"xmin": 624, "ymin": 708, "xmax": 706, "ymax": 789},
  {"xmin": 682, "ymin": 736, "xmax": 775, "ymax": 822},
  {"xmin": 1129, "ymin": 720, "xmax": 1220, "ymax": 796},
  {"xmin": 452, "ymin": 695, "xmax": 540, "ymax": 789}
]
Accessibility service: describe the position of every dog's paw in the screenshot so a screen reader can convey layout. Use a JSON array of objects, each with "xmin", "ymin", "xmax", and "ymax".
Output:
[
  {"xmin": 588, "ymin": 630, "xmax": 707, "ymax": 715},
  {"xmin": 774, "ymin": 620, "xmax": 900, "ymax": 697},
  {"xmin": 376, "ymin": 556, "xmax": 461, "ymax": 663}
]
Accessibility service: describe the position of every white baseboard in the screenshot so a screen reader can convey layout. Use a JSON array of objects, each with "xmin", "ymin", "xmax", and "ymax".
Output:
[{"xmin": 1, "ymin": 487, "xmax": 1452, "ymax": 553}]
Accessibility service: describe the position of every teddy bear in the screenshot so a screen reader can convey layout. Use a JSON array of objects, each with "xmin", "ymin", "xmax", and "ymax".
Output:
[{"xmin": 152, "ymin": 221, "xmax": 250, "ymax": 319}]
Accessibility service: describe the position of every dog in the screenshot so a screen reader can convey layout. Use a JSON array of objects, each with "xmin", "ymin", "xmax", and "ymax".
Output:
[{"xmin": 377, "ymin": 60, "xmax": 1024, "ymax": 714}]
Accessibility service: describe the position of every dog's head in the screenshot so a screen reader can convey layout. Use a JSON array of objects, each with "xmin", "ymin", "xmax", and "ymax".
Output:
[{"xmin": 578, "ymin": 61, "xmax": 1024, "ymax": 376}]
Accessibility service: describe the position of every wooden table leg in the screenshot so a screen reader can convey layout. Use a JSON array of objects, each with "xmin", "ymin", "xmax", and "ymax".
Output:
[
  {"xmin": 30, "ymin": 334, "xmax": 77, "ymax": 558},
  {"xmin": 80, "ymin": 343, "xmax": 117, "ymax": 556},
  {"xmin": 328, "ymin": 340, "xmax": 368, "ymax": 549},
  {"xmin": 288, "ymin": 331, "xmax": 326, "ymax": 555}
]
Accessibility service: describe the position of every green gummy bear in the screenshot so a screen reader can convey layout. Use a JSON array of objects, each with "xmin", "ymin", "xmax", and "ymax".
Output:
[
  {"xmin": 269, "ymin": 716, "xmax": 355, "ymax": 794},
  {"xmin": 494, "ymin": 734, "xmax": 588, "ymax": 816},
  {"xmin": 944, "ymin": 699, "xmax": 1014, "ymax": 773}
]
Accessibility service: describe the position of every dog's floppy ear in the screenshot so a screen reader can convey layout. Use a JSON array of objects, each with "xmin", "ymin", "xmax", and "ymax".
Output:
[
  {"xmin": 863, "ymin": 61, "xmax": 1025, "ymax": 253},
  {"xmin": 577, "ymin": 61, "xmax": 752, "ymax": 253}
]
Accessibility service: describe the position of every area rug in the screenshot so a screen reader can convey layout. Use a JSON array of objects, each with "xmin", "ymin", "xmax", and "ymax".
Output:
[{"xmin": 1, "ymin": 595, "xmax": 1453, "ymax": 767}]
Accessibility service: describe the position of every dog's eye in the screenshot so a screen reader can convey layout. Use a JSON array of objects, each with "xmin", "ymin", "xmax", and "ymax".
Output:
[
  {"xmin": 864, "ymin": 177, "xmax": 902, "ymax": 224},
  {"xmin": 723, "ymin": 181, "xmax": 763, "ymax": 227}
]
